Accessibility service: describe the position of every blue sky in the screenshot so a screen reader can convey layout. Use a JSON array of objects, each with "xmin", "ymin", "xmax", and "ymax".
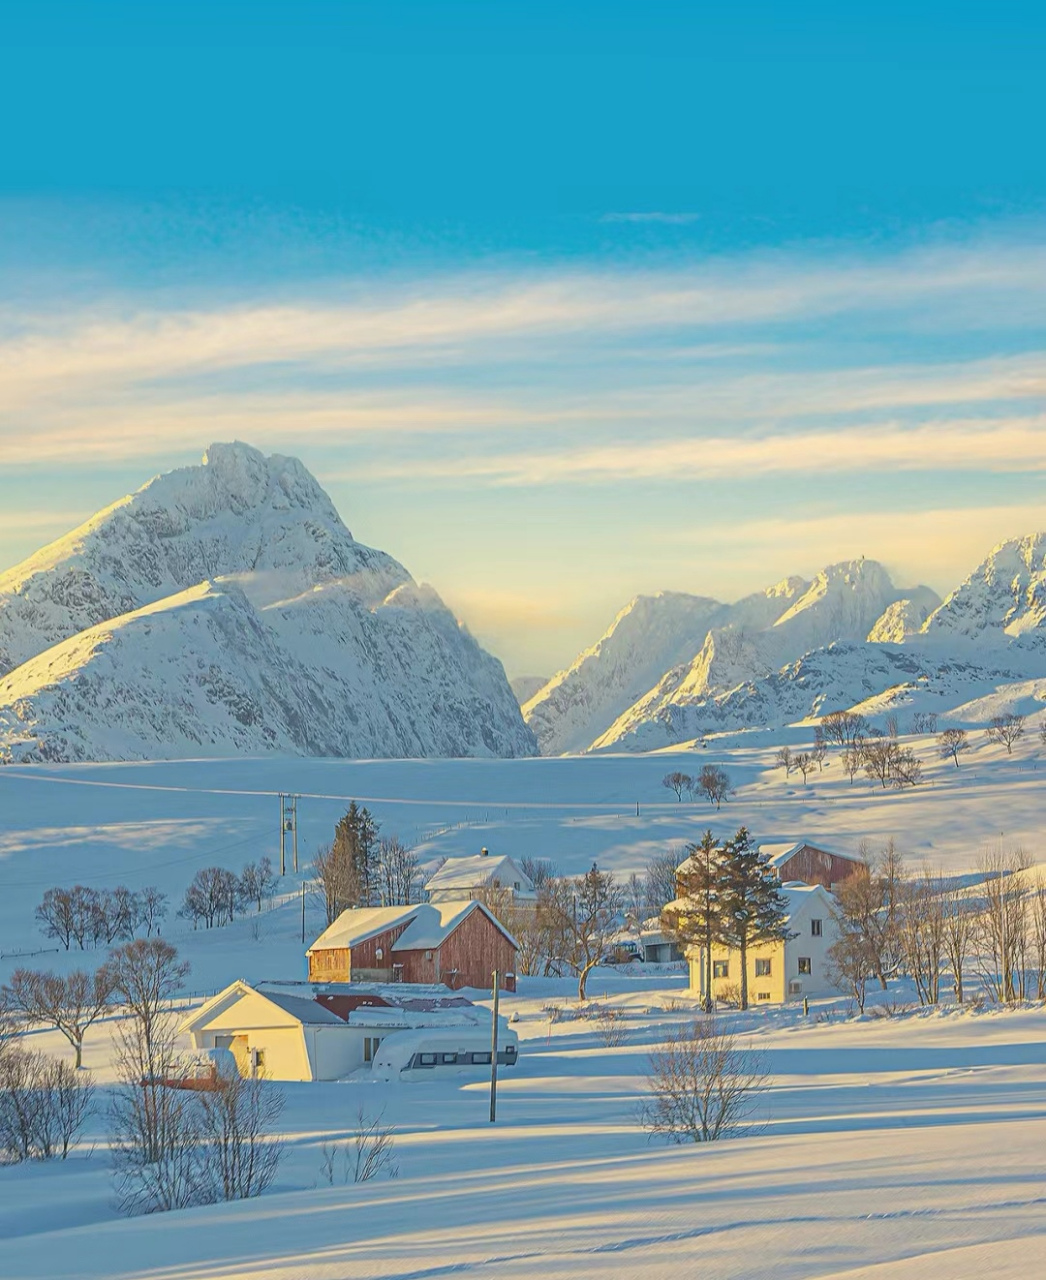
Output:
[{"xmin": 2, "ymin": 3, "xmax": 1046, "ymax": 674}]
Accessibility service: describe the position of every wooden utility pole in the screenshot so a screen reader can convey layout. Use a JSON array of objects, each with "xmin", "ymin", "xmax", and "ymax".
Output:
[
  {"xmin": 279, "ymin": 793, "xmax": 299, "ymax": 876},
  {"xmin": 301, "ymin": 880, "xmax": 306, "ymax": 945},
  {"xmin": 489, "ymin": 970, "xmax": 500, "ymax": 1123}
]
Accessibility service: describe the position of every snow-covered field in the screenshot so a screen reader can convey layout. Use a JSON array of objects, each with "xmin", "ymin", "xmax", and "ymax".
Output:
[{"xmin": 2, "ymin": 739, "xmax": 1046, "ymax": 1278}]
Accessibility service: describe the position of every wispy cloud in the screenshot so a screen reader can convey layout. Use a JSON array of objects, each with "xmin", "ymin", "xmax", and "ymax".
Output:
[{"xmin": 601, "ymin": 212, "xmax": 702, "ymax": 225}]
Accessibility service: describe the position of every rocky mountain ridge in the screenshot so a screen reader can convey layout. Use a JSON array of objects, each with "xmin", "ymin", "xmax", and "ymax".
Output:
[{"xmin": 0, "ymin": 444, "xmax": 536, "ymax": 763}]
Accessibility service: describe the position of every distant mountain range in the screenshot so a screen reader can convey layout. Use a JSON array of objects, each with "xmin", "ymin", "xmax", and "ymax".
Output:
[
  {"xmin": 523, "ymin": 537, "xmax": 1046, "ymax": 753},
  {"xmin": 0, "ymin": 443, "xmax": 536, "ymax": 763}
]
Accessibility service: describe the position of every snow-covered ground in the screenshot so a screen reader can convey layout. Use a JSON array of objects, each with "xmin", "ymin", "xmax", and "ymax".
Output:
[{"xmin": 2, "ymin": 741, "xmax": 1046, "ymax": 1277}]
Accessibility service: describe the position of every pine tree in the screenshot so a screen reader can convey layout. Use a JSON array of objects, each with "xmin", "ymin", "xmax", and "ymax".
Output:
[
  {"xmin": 332, "ymin": 802, "xmax": 381, "ymax": 909},
  {"xmin": 662, "ymin": 830, "xmax": 724, "ymax": 1013},
  {"xmin": 716, "ymin": 827, "xmax": 791, "ymax": 1010}
]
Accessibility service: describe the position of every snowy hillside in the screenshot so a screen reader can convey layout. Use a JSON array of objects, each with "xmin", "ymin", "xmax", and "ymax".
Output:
[{"xmin": 0, "ymin": 444, "xmax": 535, "ymax": 762}]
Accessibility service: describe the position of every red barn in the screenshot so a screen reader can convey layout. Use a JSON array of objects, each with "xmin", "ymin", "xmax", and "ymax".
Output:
[
  {"xmin": 768, "ymin": 841, "xmax": 865, "ymax": 891},
  {"xmin": 306, "ymin": 901, "xmax": 518, "ymax": 991}
]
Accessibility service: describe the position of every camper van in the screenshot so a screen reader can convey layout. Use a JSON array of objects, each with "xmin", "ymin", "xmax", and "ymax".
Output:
[{"xmin": 371, "ymin": 1027, "xmax": 519, "ymax": 1081}]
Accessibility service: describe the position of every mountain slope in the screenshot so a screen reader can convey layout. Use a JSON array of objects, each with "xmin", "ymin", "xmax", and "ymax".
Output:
[
  {"xmin": 922, "ymin": 533, "xmax": 1046, "ymax": 641},
  {"xmin": 589, "ymin": 560, "xmax": 934, "ymax": 752},
  {"xmin": 0, "ymin": 445, "xmax": 535, "ymax": 762},
  {"xmin": 521, "ymin": 592, "xmax": 727, "ymax": 755}
]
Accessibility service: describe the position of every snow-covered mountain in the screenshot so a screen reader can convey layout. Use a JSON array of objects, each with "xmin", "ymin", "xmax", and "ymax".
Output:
[
  {"xmin": 521, "ymin": 592, "xmax": 730, "ymax": 755},
  {"xmin": 529, "ymin": 559, "xmax": 944, "ymax": 753},
  {"xmin": 0, "ymin": 444, "xmax": 536, "ymax": 763},
  {"xmin": 922, "ymin": 534, "xmax": 1046, "ymax": 642}
]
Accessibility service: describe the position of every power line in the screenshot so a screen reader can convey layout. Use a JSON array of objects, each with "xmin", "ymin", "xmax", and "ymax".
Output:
[{"xmin": 2, "ymin": 768, "xmax": 651, "ymax": 813}]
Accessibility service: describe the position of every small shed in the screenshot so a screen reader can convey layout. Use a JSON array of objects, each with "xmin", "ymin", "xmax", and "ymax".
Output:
[{"xmin": 306, "ymin": 900, "xmax": 518, "ymax": 991}]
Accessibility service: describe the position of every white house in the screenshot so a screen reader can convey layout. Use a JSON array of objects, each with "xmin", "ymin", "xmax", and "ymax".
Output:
[
  {"xmin": 179, "ymin": 979, "xmax": 517, "ymax": 1082},
  {"xmin": 684, "ymin": 883, "xmax": 842, "ymax": 1005},
  {"xmin": 424, "ymin": 849, "xmax": 537, "ymax": 905}
]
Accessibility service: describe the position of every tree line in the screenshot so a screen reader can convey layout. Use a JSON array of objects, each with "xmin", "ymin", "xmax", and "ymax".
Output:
[{"xmin": 826, "ymin": 841, "xmax": 1046, "ymax": 1011}]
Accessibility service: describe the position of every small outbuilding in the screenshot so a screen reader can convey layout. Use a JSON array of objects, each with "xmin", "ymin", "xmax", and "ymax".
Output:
[
  {"xmin": 425, "ymin": 850, "xmax": 537, "ymax": 906},
  {"xmin": 306, "ymin": 899, "xmax": 518, "ymax": 991}
]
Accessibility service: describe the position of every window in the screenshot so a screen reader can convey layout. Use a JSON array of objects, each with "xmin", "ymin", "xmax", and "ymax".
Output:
[
  {"xmin": 513, "ymin": 881, "xmax": 521, "ymax": 890},
  {"xmin": 788, "ymin": 980, "xmax": 803, "ymax": 995},
  {"xmin": 756, "ymin": 991, "xmax": 772, "ymax": 1002},
  {"xmin": 713, "ymin": 960, "xmax": 729, "ymax": 979},
  {"xmin": 418, "ymin": 1053, "xmax": 437, "ymax": 1067},
  {"xmin": 364, "ymin": 1037, "xmax": 382, "ymax": 1063},
  {"xmin": 811, "ymin": 918, "xmax": 823, "ymax": 937},
  {"xmin": 754, "ymin": 958, "xmax": 772, "ymax": 977},
  {"xmin": 442, "ymin": 1053, "xmax": 458, "ymax": 1064},
  {"xmin": 798, "ymin": 957, "xmax": 812, "ymax": 975},
  {"xmin": 472, "ymin": 1051, "xmax": 492, "ymax": 1065}
]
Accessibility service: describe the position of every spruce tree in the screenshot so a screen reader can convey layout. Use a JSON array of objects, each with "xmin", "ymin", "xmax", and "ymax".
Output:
[
  {"xmin": 332, "ymin": 802, "xmax": 380, "ymax": 909},
  {"xmin": 662, "ymin": 830, "xmax": 724, "ymax": 1013},
  {"xmin": 716, "ymin": 826, "xmax": 791, "ymax": 1010}
]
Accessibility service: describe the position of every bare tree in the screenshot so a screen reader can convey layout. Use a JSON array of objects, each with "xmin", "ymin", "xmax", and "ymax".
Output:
[
  {"xmin": 698, "ymin": 765, "xmax": 731, "ymax": 810},
  {"xmin": 662, "ymin": 771, "xmax": 692, "ymax": 802},
  {"xmin": 180, "ymin": 867, "xmax": 239, "ymax": 930},
  {"xmin": 375, "ymin": 837, "xmax": 422, "ymax": 906},
  {"xmin": 1029, "ymin": 883, "xmax": 1046, "ymax": 1001},
  {"xmin": 891, "ymin": 747, "xmax": 922, "ymax": 787},
  {"xmin": 820, "ymin": 710, "xmax": 868, "ymax": 747},
  {"xmin": 812, "ymin": 727, "xmax": 828, "ymax": 771},
  {"xmin": 1040, "ymin": 720, "xmax": 1046, "ymax": 749},
  {"xmin": 238, "ymin": 858, "xmax": 277, "ymax": 914},
  {"xmin": 986, "ymin": 713, "xmax": 1025, "ymax": 755},
  {"xmin": 832, "ymin": 842, "xmax": 903, "ymax": 990},
  {"xmin": 896, "ymin": 873, "xmax": 945, "ymax": 1006},
  {"xmin": 942, "ymin": 883, "xmax": 976, "ymax": 1004},
  {"xmin": 352, "ymin": 1105, "xmax": 398, "ymax": 1182},
  {"xmin": 519, "ymin": 856, "xmax": 556, "ymax": 890},
  {"xmin": 975, "ymin": 847, "xmax": 1030, "ymax": 1003},
  {"xmin": 644, "ymin": 851, "xmax": 679, "ymax": 917},
  {"xmin": 938, "ymin": 728, "xmax": 970, "ymax": 768},
  {"xmin": 825, "ymin": 927, "xmax": 876, "ymax": 1012},
  {"xmin": 543, "ymin": 865, "xmax": 623, "ymax": 999},
  {"xmin": 792, "ymin": 752, "xmax": 813, "ymax": 785},
  {"xmin": 35, "ymin": 888, "xmax": 77, "ymax": 950},
  {"xmin": 0, "ymin": 1049, "xmax": 93, "ymax": 1162},
  {"xmin": 312, "ymin": 841, "xmax": 349, "ymax": 927},
  {"xmin": 197, "ymin": 1072, "xmax": 284, "ymax": 1202},
  {"xmin": 885, "ymin": 713, "xmax": 900, "ymax": 740},
  {"xmin": 624, "ymin": 872, "xmax": 647, "ymax": 929},
  {"xmin": 142, "ymin": 887, "xmax": 169, "ymax": 937},
  {"xmin": 640, "ymin": 1019, "xmax": 769, "ymax": 1143},
  {"xmin": 842, "ymin": 740, "xmax": 866, "ymax": 784},
  {"xmin": 101, "ymin": 940, "xmax": 190, "ymax": 1070},
  {"xmin": 2, "ymin": 967, "xmax": 115, "ymax": 1069},
  {"xmin": 774, "ymin": 746, "xmax": 793, "ymax": 776}
]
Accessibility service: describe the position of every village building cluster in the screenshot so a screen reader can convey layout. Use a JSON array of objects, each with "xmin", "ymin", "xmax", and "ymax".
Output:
[{"xmin": 183, "ymin": 837, "xmax": 861, "ymax": 1082}]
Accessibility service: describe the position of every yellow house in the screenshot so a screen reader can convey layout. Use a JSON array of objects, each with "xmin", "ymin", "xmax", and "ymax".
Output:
[{"xmin": 684, "ymin": 883, "xmax": 841, "ymax": 1005}]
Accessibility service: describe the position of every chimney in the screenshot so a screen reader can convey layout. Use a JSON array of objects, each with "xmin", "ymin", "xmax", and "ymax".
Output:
[{"xmin": 480, "ymin": 847, "xmax": 489, "ymax": 857}]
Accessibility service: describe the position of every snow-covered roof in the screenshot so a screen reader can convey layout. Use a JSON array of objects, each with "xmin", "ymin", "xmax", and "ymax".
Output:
[
  {"xmin": 306, "ymin": 904, "xmax": 419, "ymax": 952},
  {"xmin": 179, "ymin": 980, "xmax": 348, "ymax": 1034},
  {"xmin": 424, "ymin": 853, "xmax": 533, "ymax": 894},
  {"xmin": 257, "ymin": 990, "xmax": 347, "ymax": 1025},
  {"xmin": 307, "ymin": 900, "xmax": 518, "ymax": 955},
  {"xmin": 779, "ymin": 882, "xmax": 836, "ymax": 919}
]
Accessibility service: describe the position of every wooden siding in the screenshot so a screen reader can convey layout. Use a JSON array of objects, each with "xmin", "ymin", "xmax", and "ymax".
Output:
[
  {"xmin": 428, "ymin": 906, "xmax": 517, "ymax": 990},
  {"xmin": 308, "ymin": 921, "xmax": 412, "ymax": 983},
  {"xmin": 777, "ymin": 844, "xmax": 862, "ymax": 890}
]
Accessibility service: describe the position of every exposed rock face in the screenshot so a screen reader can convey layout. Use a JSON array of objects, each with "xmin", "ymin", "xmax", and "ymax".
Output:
[{"xmin": 0, "ymin": 444, "xmax": 536, "ymax": 763}]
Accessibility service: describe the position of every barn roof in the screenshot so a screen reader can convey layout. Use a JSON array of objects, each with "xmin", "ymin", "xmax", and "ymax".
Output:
[
  {"xmin": 424, "ymin": 852, "xmax": 533, "ymax": 894},
  {"xmin": 307, "ymin": 900, "xmax": 519, "ymax": 955}
]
